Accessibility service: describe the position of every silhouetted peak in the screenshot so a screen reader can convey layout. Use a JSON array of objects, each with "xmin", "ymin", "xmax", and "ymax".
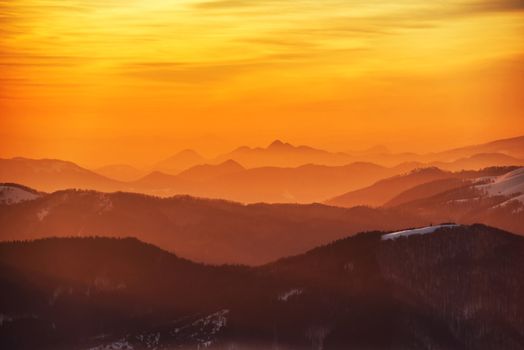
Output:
[
  {"xmin": 219, "ymin": 159, "xmax": 245, "ymax": 169},
  {"xmin": 155, "ymin": 149, "xmax": 205, "ymax": 171},
  {"xmin": 409, "ymin": 167, "xmax": 446, "ymax": 175},
  {"xmin": 173, "ymin": 149, "xmax": 202, "ymax": 159},
  {"xmin": 140, "ymin": 170, "xmax": 174, "ymax": 180},
  {"xmin": 268, "ymin": 139, "xmax": 292, "ymax": 149}
]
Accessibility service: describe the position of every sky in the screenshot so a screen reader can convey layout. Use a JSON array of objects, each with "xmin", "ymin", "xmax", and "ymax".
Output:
[{"xmin": 1, "ymin": 0, "xmax": 523, "ymax": 166}]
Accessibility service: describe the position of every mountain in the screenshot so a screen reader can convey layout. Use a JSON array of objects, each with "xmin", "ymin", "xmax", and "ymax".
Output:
[
  {"xmin": 344, "ymin": 136, "xmax": 524, "ymax": 168},
  {"xmin": 146, "ymin": 135, "xmax": 524, "ymax": 174},
  {"xmin": 0, "ymin": 183, "xmax": 42, "ymax": 205},
  {"xmin": 326, "ymin": 166, "xmax": 520, "ymax": 209},
  {"xmin": 213, "ymin": 140, "xmax": 354, "ymax": 168},
  {"xmin": 193, "ymin": 161, "xmax": 417, "ymax": 203},
  {"xmin": 1, "ymin": 224, "xmax": 523, "ymax": 349},
  {"xmin": 475, "ymin": 166, "xmax": 524, "ymax": 198},
  {"xmin": 131, "ymin": 161, "xmax": 417, "ymax": 203},
  {"xmin": 326, "ymin": 167, "xmax": 453, "ymax": 208},
  {"xmin": 176, "ymin": 159, "xmax": 245, "ymax": 181},
  {"xmin": 93, "ymin": 164, "xmax": 146, "ymax": 182},
  {"xmin": 431, "ymin": 135, "xmax": 524, "ymax": 161},
  {"xmin": 153, "ymin": 149, "xmax": 205, "ymax": 174},
  {"xmin": 324, "ymin": 166, "xmax": 524, "ymax": 234},
  {"xmin": 129, "ymin": 170, "xmax": 195, "ymax": 192},
  {"xmin": 0, "ymin": 157, "xmax": 418, "ymax": 203},
  {"xmin": 4, "ymin": 135, "xmax": 524, "ymax": 203},
  {"xmin": 390, "ymin": 167, "xmax": 524, "ymax": 235},
  {"xmin": 0, "ymin": 158, "xmax": 123, "ymax": 192},
  {"xmin": 384, "ymin": 177, "xmax": 469, "ymax": 207},
  {"xmin": 0, "ymin": 188, "xmax": 426, "ymax": 265},
  {"xmin": 431, "ymin": 152, "xmax": 524, "ymax": 171}
]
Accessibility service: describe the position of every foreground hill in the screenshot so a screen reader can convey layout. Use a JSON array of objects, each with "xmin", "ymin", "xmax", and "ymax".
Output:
[
  {"xmin": 1, "ymin": 224, "xmax": 523, "ymax": 349},
  {"xmin": 0, "ymin": 189, "xmax": 425, "ymax": 265}
]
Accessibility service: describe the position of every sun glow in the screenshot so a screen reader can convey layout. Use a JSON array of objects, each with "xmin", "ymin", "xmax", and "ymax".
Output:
[{"xmin": 1, "ymin": 0, "xmax": 523, "ymax": 165}]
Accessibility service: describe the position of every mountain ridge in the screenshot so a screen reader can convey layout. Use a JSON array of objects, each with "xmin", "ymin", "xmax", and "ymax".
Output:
[{"xmin": 1, "ymin": 224, "xmax": 523, "ymax": 349}]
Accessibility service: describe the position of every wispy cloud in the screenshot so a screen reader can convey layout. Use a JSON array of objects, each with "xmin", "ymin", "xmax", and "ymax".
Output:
[{"xmin": 1, "ymin": 0, "xmax": 523, "ymax": 91}]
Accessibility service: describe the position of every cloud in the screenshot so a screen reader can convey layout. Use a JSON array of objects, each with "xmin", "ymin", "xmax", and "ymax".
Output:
[
  {"xmin": 470, "ymin": 0, "xmax": 524, "ymax": 13},
  {"xmin": 2, "ymin": 0, "xmax": 523, "ymax": 91},
  {"xmin": 122, "ymin": 59, "xmax": 274, "ymax": 85},
  {"xmin": 194, "ymin": 0, "xmax": 261, "ymax": 9}
]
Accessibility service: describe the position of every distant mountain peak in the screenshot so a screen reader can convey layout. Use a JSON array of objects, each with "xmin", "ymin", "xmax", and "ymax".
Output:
[
  {"xmin": 174, "ymin": 149, "xmax": 202, "ymax": 158},
  {"xmin": 268, "ymin": 139, "xmax": 291, "ymax": 149},
  {"xmin": 220, "ymin": 159, "xmax": 244, "ymax": 169},
  {"xmin": 409, "ymin": 166, "xmax": 445, "ymax": 175},
  {"xmin": 153, "ymin": 149, "xmax": 206, "ymax": 174}
]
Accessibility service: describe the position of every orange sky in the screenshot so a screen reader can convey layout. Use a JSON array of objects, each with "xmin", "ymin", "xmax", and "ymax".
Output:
[{"xmin": 1, "ymin": 0, "xmax": 523, "ymax": 167}]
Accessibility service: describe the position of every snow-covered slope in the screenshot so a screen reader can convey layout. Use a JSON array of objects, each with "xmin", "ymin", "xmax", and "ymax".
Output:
[
  {"xmin": 382, "ymin": 224, "xmax": 459, "ymax": 240},
  {"xmin": 475, "ymin": 167, "xmax": 524, "ymax": 203},
  {"xmin": 0, "ymin": 184, "xmax": 40, "ymax": 205}
]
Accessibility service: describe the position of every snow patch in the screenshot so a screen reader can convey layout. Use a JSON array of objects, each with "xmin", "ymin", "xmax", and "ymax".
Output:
[
  {"xmin": 0, "ymin": 185, "xmax": 40, "ymax": 205},
  {"xmin": 381, "ymin": 224, "xmax": 459, "ymax": 241},
  {"xmin": 475, "ymin": 167, "xmax": 524, "ymax": 198},
  {"xmin": 187, "ymin": 309, "xmax": 229, "ymax": 348},
  {"xmin": 37, "ymin": 208, "xmax": 50, "ymax": 221},
  {"xmin": 94, "ymin": 193, "xmax": 113, "ymax": 214},
  {"xmin": 88, "ymin": 339, "xmax": 134, "ymax": 350},
  {"xmin": 491, "ymin": 194, "xmax": 524, "ymax": 212},
  {"xmin": 135, "ymin": 332, "xmax": 160, "ymax": 348},
  {"xmin": 507, "ymin": 193, "xmax": 524, "ymax": 205},
  {"xmin": 278, "ymin": 288, "xmax": 303, "ymax": 302},
  {"xmin": 191, "ymin": 309, "xmax": 228, "ymax": 336},
  {"xmin": 446, "ymin": 198, "xmax": 480, "ymax": 204}
]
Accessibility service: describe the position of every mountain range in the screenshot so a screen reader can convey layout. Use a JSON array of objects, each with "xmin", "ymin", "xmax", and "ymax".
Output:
[
  {"xmin": 1, "ymin": 224, "xmax": 523, "ymax": 349},
  {"xmin": 0, "ymin": 157, "xmax": 416, "ymax": 203},
  {"xmin": 1, "ymin": 135, "xmax": 523, "ymax": 205},
  {"xmin": 0, "ymin": 187, "xmax": 425, "ymax": 265},
  {"xmin": 135, "ymin": 135, "xmax": 524, "ymax": 174},
  {"xmin": 1, "ymin": 165, "xmax": 522, "ymax": 265},
  {"xmin": 1, "ymin": 136, "xmax": 524, "ymax": 204},
  {"xmin": 325, "ymin": 166, "xmax": 518, "ymax": 208},
  {"xmin": 2, "ymin": 135, "xmax": 524, "ymax": 349}
]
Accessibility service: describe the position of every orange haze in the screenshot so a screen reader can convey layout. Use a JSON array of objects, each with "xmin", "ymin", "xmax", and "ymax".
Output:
[{"xmin": 1, "ymin": 0, "xmax": 524, "ymax": 167}]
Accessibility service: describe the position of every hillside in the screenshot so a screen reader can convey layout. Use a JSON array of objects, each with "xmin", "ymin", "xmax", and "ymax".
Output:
[
  {"xmin": 432, "ymin": 135, "xmax": 524, "ymax": 161},
  {"xmin": 389, "ymin": 168, "xmax": 524, "ymax": 235},
  {"xmin": 326, "ymin": 166, "xmax": 519, "ymax": 209},
  {"xmin": 0, "ymin": 183, "xmax": 43, "ymax": 205},
  {"xmin": 1, "ymin": 157, "xmax": 419, "ymax": 204},
  {"xmin": 0, "ymin": 189, "xmax": 425, "ymax": 265},
  {"xmin": 0, "ymin": 158, "xmax": 123, "ymax": 193},
  {"xmin": 326, "ymin": 167, "xmax": 454, "ymax": 208},
  {"xmin": 1, "ymin": 224, "xmax": 523, "ymax": 349}
]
